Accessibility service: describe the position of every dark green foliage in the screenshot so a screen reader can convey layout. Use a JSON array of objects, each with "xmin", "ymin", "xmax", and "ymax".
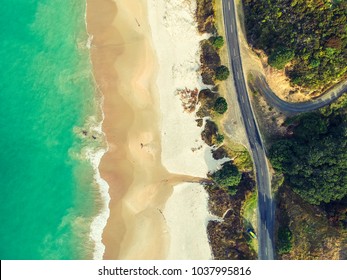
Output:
[
  {"xmin": 244, "ymin": 0, "xmax": 347, "ymax": 88},
  {"xmin": 268, "ymin": 140, "xmax": 294, "ymax": 172},
  {"xmin": 293, "ymin": 113, "xmax": 329, "ymax": 140},
  {"xmin": 213, "ymin": 97, "xmax": 228, "ymax": 114},
  {"xmin": 227, "ymin": 185, "xmax": 238, "ymax": 196},
  {"xmin": 268, "ymin": 48, "xmax": 294, "ymax": 69},
  {"xmin": 210, "ymin": 36, "xmax": 224, "ymax": 49},
  {"xmin": 216, "ymin": 133, "xmax": 225, "ymax": 144},
  {"xmin": 211, "ymin": 161, "xmax": 242, "ymax": 188},
  {"xmin": 215, "ymin": 65, "xmax": 230, "ymax": 81},
  {"xmin": 277, "ymin": 226, "xmax": 293, "ymax": 254},
  {"xmin": 269, "ymin": 102, "xmax": 347, "ymax": 205}
]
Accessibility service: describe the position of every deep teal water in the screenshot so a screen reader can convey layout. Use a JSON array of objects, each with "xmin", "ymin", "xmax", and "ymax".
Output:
[{"xmin": 0, "ymin": 0, "xmax": 101, "ymax": 259}]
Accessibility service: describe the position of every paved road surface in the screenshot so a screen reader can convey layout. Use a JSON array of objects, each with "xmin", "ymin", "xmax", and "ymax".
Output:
[
  {"xmin": 222, "ymin": 0, "xmax": 274, "ymax": 259},
  {"xmin": 251, "ymin": 71, "xmax": 347, "ymax": 113}
]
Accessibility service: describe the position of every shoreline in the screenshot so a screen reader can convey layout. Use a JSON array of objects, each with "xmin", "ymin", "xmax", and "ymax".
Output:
[
  {"xmin": 82, "ymin": 0, "xmax": 111, "ymax": 260},
  {"xmin": 86, "ymin": 0, "xmax": 175, "ymax": 259}
]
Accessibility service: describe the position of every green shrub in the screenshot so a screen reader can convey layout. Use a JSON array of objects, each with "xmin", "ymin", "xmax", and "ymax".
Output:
[
  {"xmin": 268, "ymin": 48, "xmax": 294, "ymax": 69},
  {"xmin": 213, "ymin": 97, "xmax": 228, "ymax": 114},
  {"xmin": 269, "ymin": 109, "xmax": 347, "ymax": 205},
  {"xmin": 211, "ymin": 161, "xmax": 242, "ymax": 188},
  {"xmin": 216, "ymin": 133, "xmax": 224, "ymax": 144},
  {"xmin": 215, "ymin": 65, "xmax": 230, "ymax": 81},
  {"xmin": 277, "ymin": 226, "xmax": 293, "ymax": 254},
  {"xmin": 210, "ymin": 36, "xmax": 224, "ymax": 49}
]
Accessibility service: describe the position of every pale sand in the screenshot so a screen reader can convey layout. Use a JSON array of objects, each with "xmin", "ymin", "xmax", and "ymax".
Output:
[
  {"xmin": 164, "ymin": 183, "xmax": 219, "ymax": 259},
  {"xmin": 147, "ymin": 0, "xmax": 220, "ymax": 178},
  {"xmin": 147, "ymin": 0, "xmax": 223, "ymax": 259}
]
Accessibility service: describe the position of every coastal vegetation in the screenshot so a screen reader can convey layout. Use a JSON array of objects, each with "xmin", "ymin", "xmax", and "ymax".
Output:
[
  {"xmin": 211, "ymin": 161, "xmax": 242, "ymax": 195},
  {"xmin": 214, "ymin": 97, "xmax": 228, "ymax": 114},
  {"xmin": 277, "ymin": 225, "xmax": 293, "ymax": 254},
  {"xmin": 267, "ymin": 95, "xmax": 347, "ymax": 258},
  {"xmin": 196, "ymin": 0, "xmax": 217, "ymax": 34},
  {"xmin": 215, "ymin": 65, "xmax": 230, "ymax": 81},
  {"xmin": 201, "ymin": 125, "xmax": 225, "ymax": 147},
  {"xmin": 269, "ymin": 103, "xmax": 347, "ymax": 205},
  {"xmin": 207, "ymin": 173, "xmax": 257, "ymax": 259},
  {"xmin": 243, "ymin": 0, "xmax": 347, "ymax": 89},
  {"xmin": 210, "ymin": 35, "xmax": 224, "ymax": 49},
  {"xmin": 200, "ymin": 39, "xmax": 230, "ymax": 84},
  {"xmin": 275, "ymin": 185, "xmax": 345, "ymax": 259},
  {"xmin": 196, "ymin": 0, "xmax": 258, "ymax": 259}
]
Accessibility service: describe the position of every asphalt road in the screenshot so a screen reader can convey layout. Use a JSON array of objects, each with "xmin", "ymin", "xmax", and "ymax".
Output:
[
  {"xmin": 222, "ymin": 0, "xmax": 274, "ymax": 259},
  {"xmin": 252, "ymin": 70, "xmax": 347, "ymax": 113}
]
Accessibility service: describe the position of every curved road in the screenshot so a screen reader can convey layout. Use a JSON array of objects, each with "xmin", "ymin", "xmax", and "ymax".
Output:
[
  {"xmin": 222, "ymin": 0, "xmax": 274, "ymax": 259},
  {"xmin": 252, "ymin": 71, "xmax": 347, "ymax": 113}
]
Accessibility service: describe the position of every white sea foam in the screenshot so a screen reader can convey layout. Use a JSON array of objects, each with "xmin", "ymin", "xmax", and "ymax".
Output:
[
  {"xmin": 86, "ymin": 34, "xmax": 93, "ymax": 49},
  {"xmin": 83, "ymin": 99, "xmax": 111, "ymax": 260},
  {"xmin": 84, "ymin": 1, "xmax": 110, "ymax": 260},
  {"xmin": 86, "ymin": 146, "xmax": 110, "ymax": 260}
]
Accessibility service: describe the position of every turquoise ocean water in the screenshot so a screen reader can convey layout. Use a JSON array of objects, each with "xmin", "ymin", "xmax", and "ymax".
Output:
[{"xmin": 0, "ymin": 0, "xmax": 103, "ymax": 259}]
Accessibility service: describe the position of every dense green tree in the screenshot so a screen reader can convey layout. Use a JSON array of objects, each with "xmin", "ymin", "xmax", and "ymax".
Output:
[
  {"xmin": 293, "ymin": 113, "xmax": 329, "ymax": 140},
  {"xmin": 269, "ymin": 108, "xmax": 347, "ymax": 205},
  {"xmin": 243, "ymin": 0, "xmax": 347, "ymax": 88},
  {"xmin": 209, "ymin": 36, "xmax": 224, "ymax": 49},
  {"xmin": 215, "ymin": 65, "xmax": 230, "ymax": 81},
  {"xmin": 268, "ymin": 48, "xmax": 294, "ymax": 69},
  {"xmin": 216, "ymin": 133, "xmax": 225, "ymax": 144},
  {"xmin": 211, "ymin": 161, "xmax": 242, "ymax": 188},
  {"xmin": 213, "ymin": 97, "xmax": 228, "ymax": 114},
  {"xmin": 277, "ymin": 226, "xmax": 293, "ymax": 254},
  {"xmin": 268, "ymin": 140, "xmax": 294, "ymax": 172}
]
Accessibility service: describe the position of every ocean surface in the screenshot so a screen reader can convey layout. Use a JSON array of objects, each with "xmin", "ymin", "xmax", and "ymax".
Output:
[{"xmin": 0, "ymin": 0, "xmax": 104, "ymax": 259}]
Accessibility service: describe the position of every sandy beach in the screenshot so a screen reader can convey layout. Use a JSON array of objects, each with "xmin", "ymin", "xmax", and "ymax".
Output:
[
  {"xmin": 87, "ymin": 0, "xmax": 173, "ymax": 259},
  {"xmin": 87, "ymin": 0, "xmax": 224, "ymax": 259}
]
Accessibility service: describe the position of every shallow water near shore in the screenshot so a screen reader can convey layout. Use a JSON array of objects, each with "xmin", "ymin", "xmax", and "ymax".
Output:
[{"xmin": 0, "ymin": 0, "xmax": 104, "ymax": 259}]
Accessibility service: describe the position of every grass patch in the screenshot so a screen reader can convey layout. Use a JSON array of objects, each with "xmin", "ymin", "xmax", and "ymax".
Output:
[{"xmin": 241, "ymin": 191, "xmax": 258, "ymax": 252}]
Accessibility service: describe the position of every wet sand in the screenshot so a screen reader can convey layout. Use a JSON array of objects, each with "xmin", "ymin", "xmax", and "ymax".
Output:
[{"xmin": 86, "ymin": 0, "xmax": 174, "ymax": 259}]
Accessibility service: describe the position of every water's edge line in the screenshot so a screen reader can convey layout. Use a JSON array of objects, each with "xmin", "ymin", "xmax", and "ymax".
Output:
[{"xmin": 84, "ymin": 0, "xmax": 111, "ymax": 260}]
